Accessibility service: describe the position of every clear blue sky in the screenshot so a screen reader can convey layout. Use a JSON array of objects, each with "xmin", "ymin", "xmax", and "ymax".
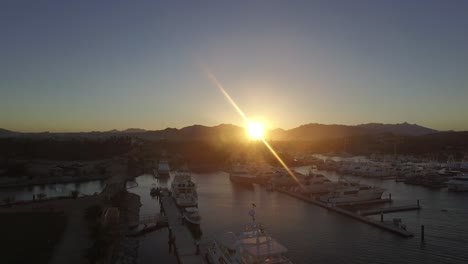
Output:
[{"xmin": 1, "ymin": 0, "xmax": 467, "ymax": 132}]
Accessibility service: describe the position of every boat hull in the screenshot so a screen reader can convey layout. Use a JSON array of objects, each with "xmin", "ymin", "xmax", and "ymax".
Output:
[
  {"xmin": 183, "ymin": 215, "xmax": 200, "ymax": 225},
  {"xmin": 183, "ymin": 211, "xmax": 202, "ymax": 239},
  {"xmin": 174, "ymin": 198, "xmax": 198, "ymax": 208}
]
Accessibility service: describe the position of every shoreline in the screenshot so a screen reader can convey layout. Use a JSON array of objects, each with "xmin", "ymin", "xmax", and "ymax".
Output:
[{"xmin": 0, "ymin": 174, "xmax": 107, "ymax": 189}]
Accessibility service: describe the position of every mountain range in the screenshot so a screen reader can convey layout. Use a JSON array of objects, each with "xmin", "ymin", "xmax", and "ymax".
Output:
[{"xmin": 0, "ymin": 123, "xmax": 440, "ymax": 141}]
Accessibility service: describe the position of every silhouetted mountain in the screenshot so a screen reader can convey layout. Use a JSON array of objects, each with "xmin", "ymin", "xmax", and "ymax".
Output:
[
  {"xmin": 106, "ymin": 128, "xmax": 147, "ymax": 133},
  {"xmin": 266, "ymin": 123, "xmax": 437, "ymax": 141},
  {"xmin": 122, "ymin": 128, "xmax": 147, "ymax": 133},
  {"xmin": 136, "ymin": 124, "xmax": 245, "ymax": 141},
  {"xmin": 0, "ymin": 122, "xmax": 441, "ymax": 141},
  {"xmin": 357, "ymin": 122, "xmax": 437, "ymax": 136},
  {"xmin": 269, "ymin": 123, "xmax": 361, "ymax": 141},
  {"xmin": 0, "ymin": 128, "xmax": 17, "ymax": 137}
]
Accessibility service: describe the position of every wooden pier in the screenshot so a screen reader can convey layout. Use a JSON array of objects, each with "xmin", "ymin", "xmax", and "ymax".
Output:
[
  {"xmin": 275, "ymin": 187, "xmax": 415, "ymax": 237},
  {"xmin": 359, "ymin": 205, "xmax": 421, "ymax": 216},
  {"xmin": 160, "ymin": 196, "xmax": 205, "ymax": 264}
]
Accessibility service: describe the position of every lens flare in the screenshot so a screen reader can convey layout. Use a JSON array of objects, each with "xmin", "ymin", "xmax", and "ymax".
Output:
[
  {"xmin": 204, "ymin": 68, "xmax": 302, "ymax": 188},
  {"xmin": 247, "ymin": 122, "xmax": 265, "ymax": 140}
]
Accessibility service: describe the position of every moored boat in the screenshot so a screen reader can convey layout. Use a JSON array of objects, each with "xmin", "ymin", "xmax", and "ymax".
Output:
[
  {"xmin": 158, "ymin": 159, "xmax": 170, "ymax": 177},
  {"xmin": 303, "ymin": 170, "xmax": 335, "ymax": 194},
  {"xmin": 171, "ymin": 173, "xmax": 198, "ymax": 208},
  {"xmin": 206, "ymin": 207, "xmax": 293, "ymax": 264},
  {"xmin": 448, "ymin": 175, "xmax": 468, "ymax": 191},
  {"xmin": 183, "ymin": 206, "xmax": 202, "ymax": 238},
  {"xmin": 183, "ymin": 206, "xmax": 201, "ymax": 225},
  {"xmin": 229, "ymin": 164, "xmax": 256, "ymax": 185},
  {"xmin": 319, "ymin": 179, "xmax": 385, "ymax": 204}
]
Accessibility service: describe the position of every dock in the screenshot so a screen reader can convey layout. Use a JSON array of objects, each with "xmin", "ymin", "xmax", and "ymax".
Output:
[
  {"xmin": 359, "ymin": 205, "xmax": 421, "ymax": 216},
  {"xmin": 334, "ymin": 198, "xmax": 392, "ymax": 207},
  {"xmin": 275, "ymin": 187, "xmax": 415, "ymax": 237},
  {"xmin": 127, "ymin": 214, "xmax": 168, "ymax": 237},
  {"xmin": 160, "ymin": 196, "xmax": 205, "ymax": 264}
]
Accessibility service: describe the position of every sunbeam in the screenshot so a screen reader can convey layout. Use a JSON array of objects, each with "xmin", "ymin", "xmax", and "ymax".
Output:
[{"xmin": 204, "ymin": 68, "xmax": 302, "ymax": 187}]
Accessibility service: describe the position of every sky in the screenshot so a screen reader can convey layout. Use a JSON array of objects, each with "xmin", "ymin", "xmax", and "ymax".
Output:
[{"xmin": 1, "ymin": 0, "xmax": 468, "ymax": 132}]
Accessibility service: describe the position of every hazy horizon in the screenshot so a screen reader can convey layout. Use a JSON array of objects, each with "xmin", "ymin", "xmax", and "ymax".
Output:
[
  {"xmin": 0, "ymin": 120, "xmax": 453, "ymax": 134},
  {"xmin": 2, "ymin": 1, "xmax": 468, "ymax": 132}
]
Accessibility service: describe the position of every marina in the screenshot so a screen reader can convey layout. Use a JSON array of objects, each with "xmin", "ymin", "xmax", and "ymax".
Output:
[
  {"xmin": 3, "ymin": 2, "xmax": 468, "ymax": 263},
  {"xmin": 2, "ymin": 162, "xmax": 467, "ymax": 264},
  {"xmin": 129, "ymin": 168, "xmax": 468, "ymax": 264}
]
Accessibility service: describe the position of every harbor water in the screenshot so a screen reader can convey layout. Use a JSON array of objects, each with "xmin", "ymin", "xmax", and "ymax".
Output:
[
  {"xmin": 0, "ymin": 180, "xmax": 105, "ymax": 202},
  {"xmin": 129, "ymin": 166, "xmax": 468, "ymax": 264}
]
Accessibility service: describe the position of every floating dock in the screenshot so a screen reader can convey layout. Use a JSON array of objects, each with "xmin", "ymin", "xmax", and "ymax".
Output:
[
  {"xmin": 334, "ymin": 198, "xmax": 392, "ymax": 207},
  {"xmin": 160, "ymin": 196, "xmax": 205, "ymax": 264},
  {"xmin": 275, "ymin": 187, "xmax": 415, "ymax": 237},
  {"xmin": 359, "ymin": 205, "xmax": 421, "ymax": 216}
]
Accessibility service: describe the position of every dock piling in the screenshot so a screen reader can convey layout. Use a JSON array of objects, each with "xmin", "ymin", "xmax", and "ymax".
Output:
[
  {"xmin": 417, "ymin": 199, "xmax": 420, "ymax": 206},
  {"xmin": 421, "ymin": 225, "xmax": 425, "ymax": 242},
  {"xmin": 168, "ymin": 234, "xmax": 173, "ymax": 252},
  {"xmin": 380, "ymin": 212, "xmax": 383, "ymax": 222}
]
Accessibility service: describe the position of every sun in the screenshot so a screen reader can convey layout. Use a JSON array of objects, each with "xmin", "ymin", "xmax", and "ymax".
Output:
[{"xmin": 247, "ymin": 121, "xmax": 265, "ymax": 140}]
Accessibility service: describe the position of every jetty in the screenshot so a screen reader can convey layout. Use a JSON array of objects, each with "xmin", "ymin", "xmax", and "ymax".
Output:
[
  {"xmin": 359, "ymin": 205, "xmax": 421, "ymax": 216},
  {"xmin": 160, "ymin": 195, "xmax": 205, "ymax": 264},
  {"xmin": 275, "ymin": 187, "xmax": 416, "ymax": 237},
  {"xmin": 335, "ymin": 198, "xmax": 392, "ymax": 207},
  {"xmin": 127, "ymin": 214, "xmax": 168, "ymax": 237}
]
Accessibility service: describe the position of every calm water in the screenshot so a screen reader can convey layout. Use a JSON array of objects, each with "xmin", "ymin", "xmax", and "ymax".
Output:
[
  {"xmin": 0, "ymin": 180, "xmax": 105, "ymax": 201},
  {"xmin": 129, "ymin": 167, "xmax": 468, "ymax": 264}
]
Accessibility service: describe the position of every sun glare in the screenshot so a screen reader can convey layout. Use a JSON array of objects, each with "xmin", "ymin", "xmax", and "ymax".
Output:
[{"xmin": 247, "ymin": 122, "xmax": 265, "ymax": 140}]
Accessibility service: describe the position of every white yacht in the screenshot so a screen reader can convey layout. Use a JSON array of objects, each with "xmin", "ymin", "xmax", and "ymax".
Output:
[
  {"xmin": 158, "ymin": 158, "xmax": 170, "ymax": 177},
  {"xmin": 206, "ymin": 208, "xmax": 293, "ymax": 264},
  {"xmin": 303, "ymin": 170, "xmax": 334, "ymax": 194},
  {"xmin": 229, "ymin": 164, "xmax": 257, "ymax": 185},
  {"xmin": 252, "ymin": 165, "xmax": 278, "ymax": 184},
  {"xmin": 183, "ymin": 207, "xmax": 201, "ymax": 225},
  {"xmin": 171, "ymin": 173, "xmax": 198, "ymax": 207},
  {"xmin": 448, "ymin": 175, "xmax": 468, "ymax": 191},
  {"xmin": 319, "ymin": 179, "xmax": 385, "ymax": 204},
  {"xmin": 183, "ymin": 206, "xmax": 203, "ymax": 238}
]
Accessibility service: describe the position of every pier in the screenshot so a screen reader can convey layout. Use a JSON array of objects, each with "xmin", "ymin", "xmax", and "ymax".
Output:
[
  {"xmin": 160, "ymin": 195, "xmax": 204, "ymax": 264},
  {"xmin": 127, "ymin": 214, "xmax": 168, "ymax": 237},
  {"xmin": 359, "ymin": 205, "xmax": 421, "ymax": 216},
  {"xmin": 335, "ymin": 198, "xmax": 392, "ymax": 207},
  {"xmin": 275, "ymin": 187, "xmax": 415, "ymax": 237}
]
